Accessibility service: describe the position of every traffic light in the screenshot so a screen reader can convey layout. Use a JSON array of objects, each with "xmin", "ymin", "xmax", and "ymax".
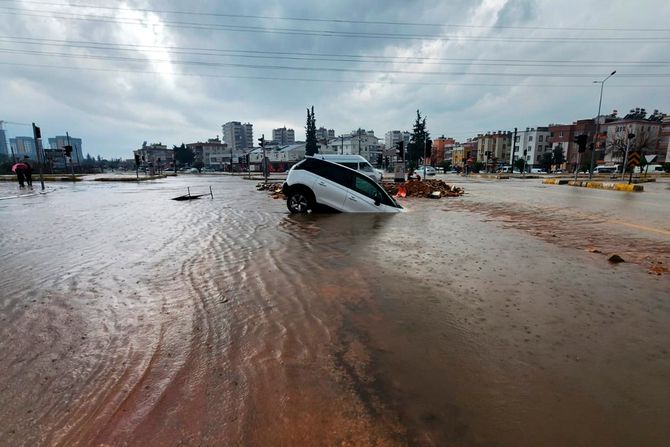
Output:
[
  {"xmin": 134, "ymin": 153, "xmax": 140, "ymax": 166},
  {"xmin": 63, "ymin": 145, "xmax": 73, "ymax": 158},
  {"xmin": 258, "ymin": 136, "xmax": 265, "ymax": 148},
  {"xmin": 574, "ymin": 134, "xmax": 588, "ymax": 153},
  {"xmin": 377, "ymin": 153, "xmax": 383, "ymax": 166},
  {"xmin": 396, "ymin": 141, "xmax": 404, "ymax": 160},
  {"xmin": 424, "ymin": 139, "xmax": 432, "ymax": 157}
]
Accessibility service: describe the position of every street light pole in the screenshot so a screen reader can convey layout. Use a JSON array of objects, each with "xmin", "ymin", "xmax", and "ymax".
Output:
[{"xmin": 589, "ymin": 70, "xmax": 616, "ymax": 179}]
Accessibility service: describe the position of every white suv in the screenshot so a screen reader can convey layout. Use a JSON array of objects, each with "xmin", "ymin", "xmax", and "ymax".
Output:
[{"xmin": 282, "ymin": 157, "xmax": 403, "ymax": 213}]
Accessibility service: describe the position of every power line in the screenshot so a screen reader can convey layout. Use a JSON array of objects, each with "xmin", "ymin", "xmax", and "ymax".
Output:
[
  {"xmin": 1, "ymin": 35, "xmax": 669, "ymax": 67},
  {"xmin": 1, "ymin": 8, "xmax": 670, "ymax": 44},
  {"xmin": 0, "ymin": 36, "xmax": 670, "ymax": 68},
  {"xmin": 3, "ymin": 61, "xmax": 669, "ymax": 88},
  {"xmin": 3, "ymin": 47, "xmax": 668, "ymax": 77},
  {"xmin": 2, "ymin": 0, "xmax": 669, "ymax": 32}
]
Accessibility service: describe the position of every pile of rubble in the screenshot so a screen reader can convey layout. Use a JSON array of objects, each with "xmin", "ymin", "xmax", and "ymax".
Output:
[
  {"xmin": 382, "ymin": 179, "xmax": 464, "ymax": 199},
  {"xmin": 256, "ymin": 182, "xmax": 285, "ymax": 199}
]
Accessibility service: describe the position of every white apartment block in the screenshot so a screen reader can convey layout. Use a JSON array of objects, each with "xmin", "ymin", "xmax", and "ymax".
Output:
[
  {"xmin": 272, "ymin": 126, "xmax": 295, "ymax": 145},
  {"xmin": 327, "ymin": 130, "xmax": 381, "ymax": 163},
  {"xmin": 511, "ymin": 127, "xmax": 552, "ymax": 167},
  {"xmin": 222, "ymin": 121, "xmax": 254, "ymax": 150},
  {"xmin": 384, "ymin": 130, "xmax": 411, "ymax": 151}
]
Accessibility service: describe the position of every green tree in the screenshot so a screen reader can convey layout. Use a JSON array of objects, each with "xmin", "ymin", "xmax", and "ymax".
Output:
[
  {"xmin": 514, "ymin": 158, "xmax": 526, "ymax": 172},
  {"xmin": 305, "ymin": 106, "xmax": 318, "ymax": 156},
  {"xmin": 552, "ymin": 147, "xmax": 565, "ymax": 167},
  {"xmin": 193, "ymin": 160, "xmax": 204, "ymax": 173},
  {"xmin": 441, "ymin": 160, "xmax": 452, "ymax": 172},
  {"xmin": 173, "ymin": 143, "xmax": 194, "ymax": 166},
  {"xmin": 408, "ymin": 110, "xmax": 429, "ymax": 165},
  {"xmin": 540, "ymin": 152, "xmax": 553, "ymax": 172}
]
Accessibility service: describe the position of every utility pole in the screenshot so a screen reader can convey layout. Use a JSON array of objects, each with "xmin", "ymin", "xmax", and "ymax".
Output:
[
  {"xmin": 341, "ymin": 134, "xmax": 344, "ymax": 155},
  {"xmin": 66, "ymin": 132, "xmax": 75, "ymax": 182},
  {"xmin": 258, "ymin": 134, "xmax": 267, "ymax": 185},
  {"xmin": 511, "ymin": 127, "xmax": 517, "ymax": 173},
  {"xmin": 590, "ymin": 70, "xmax": 616, "ymax": 179},
  {"xmin": 358, "ymin": 128, "xmax": 361, "ymax": 155},
  {"xmin": 230, "ymin": 146, "xmax": 233, "ymax": 174},
  {"xmin": 32, "ymin": 123, "xmax": 45, "ymax": 190}
]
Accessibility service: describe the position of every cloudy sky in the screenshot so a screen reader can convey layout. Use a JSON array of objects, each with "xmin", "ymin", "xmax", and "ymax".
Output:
[{"xmin": 1, "ymin": 0, "xmax": 669, "ymax": 158}]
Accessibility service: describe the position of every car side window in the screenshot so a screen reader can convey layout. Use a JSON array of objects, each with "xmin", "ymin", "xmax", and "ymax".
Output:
[
  {"xmin": 323, "ymin": 166, "xmax": 354, "ymax": 188},
  {"xmin": 312, "ymin": 160, "xmax": 354, "ymax": 188},
  {"xmin": 352, "ymin": 174, "xmax": 381, "ymax": 200},
  {"xmin": 360, "ymin": 163, "xmax": 373, "ymax": 172}
]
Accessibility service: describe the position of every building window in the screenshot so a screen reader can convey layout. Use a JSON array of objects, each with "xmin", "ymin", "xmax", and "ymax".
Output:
[
  {"xmin": 529, "ymin": 136, "xmax": 533, "ymax": 142},
  {"xmin": 559, "ymin": 131, "xmax": 563, "ymax": 137},
  {"xmin": 539, "ymin": 135, "xmax": 544, "ymax": 142}
]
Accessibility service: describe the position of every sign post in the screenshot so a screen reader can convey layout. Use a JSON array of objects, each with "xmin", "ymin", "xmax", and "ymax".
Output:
[
  {"xmin": 644, "ymin": 154, "xmax": 657, "ymax": 177},
  {"xmin": 626, "ymin": 151, "xmax": 640, "ymax": 184}
]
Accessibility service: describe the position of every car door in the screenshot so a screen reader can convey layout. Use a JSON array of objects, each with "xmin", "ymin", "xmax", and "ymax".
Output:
[
  {"xmin": 345, "ymin": 172, "xmax": 387, "ymax": 212},
  {"xmin": 310, "ymin": 160, "xmax": 350, "ymax": 210}
]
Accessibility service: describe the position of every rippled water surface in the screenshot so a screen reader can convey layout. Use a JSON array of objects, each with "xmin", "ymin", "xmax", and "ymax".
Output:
[{"xmin": 1, "ymin": 176, "xmax": 668, "ymax": 446}]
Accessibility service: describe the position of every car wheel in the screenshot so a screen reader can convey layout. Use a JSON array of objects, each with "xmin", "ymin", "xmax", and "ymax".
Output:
[{"xmin": 287, "ymin": 190, "xmax": 314, "ymax": 214}]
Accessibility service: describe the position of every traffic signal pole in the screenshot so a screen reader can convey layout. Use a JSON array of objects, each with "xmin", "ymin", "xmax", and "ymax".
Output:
[
  {"xmin": 32, "ymin": 123, "xmax": 45, "ymax": 191},
  {"xmin": 66, "ymin": 132, "xmax": 75, "ymax": 182}
]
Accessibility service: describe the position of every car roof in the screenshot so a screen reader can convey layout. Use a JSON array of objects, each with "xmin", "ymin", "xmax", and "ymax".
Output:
[{"xmin": 313, "ymin": 154, "xmax": 368, "ymax": 162}]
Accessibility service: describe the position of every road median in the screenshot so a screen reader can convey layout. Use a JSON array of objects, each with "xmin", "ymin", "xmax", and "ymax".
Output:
[{"xmin": 543, "ymin": 178, "xmax": 643, "ymax": 191}]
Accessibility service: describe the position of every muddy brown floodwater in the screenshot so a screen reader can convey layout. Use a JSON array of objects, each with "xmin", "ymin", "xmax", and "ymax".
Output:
[{"xmin": 1, "ymin": 176, "xmax": 668, "ymax": 446}]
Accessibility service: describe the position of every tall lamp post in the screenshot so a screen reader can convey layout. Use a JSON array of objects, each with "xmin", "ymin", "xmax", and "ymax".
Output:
[{"xmin": 589, "ymin": 70, "xmax": 616, "ymax": 179}]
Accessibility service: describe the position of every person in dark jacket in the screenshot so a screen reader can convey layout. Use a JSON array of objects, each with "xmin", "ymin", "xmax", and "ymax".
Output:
[{"xmin": 23, "ymin": 157, "xmax": 33, "ymax": 187}]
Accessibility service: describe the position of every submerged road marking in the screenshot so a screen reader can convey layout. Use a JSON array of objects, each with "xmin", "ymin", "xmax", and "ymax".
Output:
[{"xmin": 607, "ymin": 220, "xmax": 670, "ymax": 237}]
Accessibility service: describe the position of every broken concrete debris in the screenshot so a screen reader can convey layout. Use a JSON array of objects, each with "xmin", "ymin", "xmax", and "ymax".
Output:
[{"xmin": 381, "ymin": 179, "xmax": 464, "ymax": 199}]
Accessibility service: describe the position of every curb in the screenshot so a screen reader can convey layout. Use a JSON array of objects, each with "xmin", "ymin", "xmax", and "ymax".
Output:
[
  {"xmin": 542, "ymin": 179, "xmax": 569, "ymax": 185},
  {"xmin": 566, "ymin": 180, "xmax": 643, "ymax": 192}
]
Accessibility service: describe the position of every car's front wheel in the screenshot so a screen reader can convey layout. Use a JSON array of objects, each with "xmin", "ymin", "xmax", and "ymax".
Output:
[{"xmin": 287, "ymin": 189, "xmax": 314, "ymax": 214}]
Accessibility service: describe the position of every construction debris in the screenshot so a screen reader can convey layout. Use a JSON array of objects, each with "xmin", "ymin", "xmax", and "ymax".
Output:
[
  {"xmin": 381, "ymin": 179, "xmax": 464, "ymax": 199},
  {"xmin": 257, "ymin": 182, "xmax": 285, "ymax": 199}
]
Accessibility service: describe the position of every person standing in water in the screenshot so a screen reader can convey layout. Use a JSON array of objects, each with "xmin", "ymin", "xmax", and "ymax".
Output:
[{"xmin": 23, "ymin": 156, "xmax": 33, "ymax": 188}]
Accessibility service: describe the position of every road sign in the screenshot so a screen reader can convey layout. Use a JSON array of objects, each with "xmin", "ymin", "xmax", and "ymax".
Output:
[
  {"xmin": 645, "ymin": 154, "xmax": 657, "ymax": 164},
  {"xmin": 627, "ymin": 151, "xmax": 640, "ymax": 168}
]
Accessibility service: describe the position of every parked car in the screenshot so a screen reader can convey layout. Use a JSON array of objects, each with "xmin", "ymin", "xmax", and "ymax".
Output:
[
  {"xmin": 415, "ymin": 166, "xmax": 437, "ymax": 176},
  {"xmin": 530, "ymin": 168, "xmax": 547, "ymax": 174},
  {"xmin": 312, "ymin": 154, "xmax": 383, "ymax": 182},
  {"xmin": 282, "ymin": 157, "xmax": 403, "ymax": 213},
  {"xmin": 593, "ymin": 165, "xmax": 620, "ymax": 174}
]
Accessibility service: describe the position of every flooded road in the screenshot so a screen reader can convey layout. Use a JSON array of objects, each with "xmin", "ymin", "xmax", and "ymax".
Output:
[{"xmin": 1, "ymin": 176, "xmax": 668, "ymax": 446}]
